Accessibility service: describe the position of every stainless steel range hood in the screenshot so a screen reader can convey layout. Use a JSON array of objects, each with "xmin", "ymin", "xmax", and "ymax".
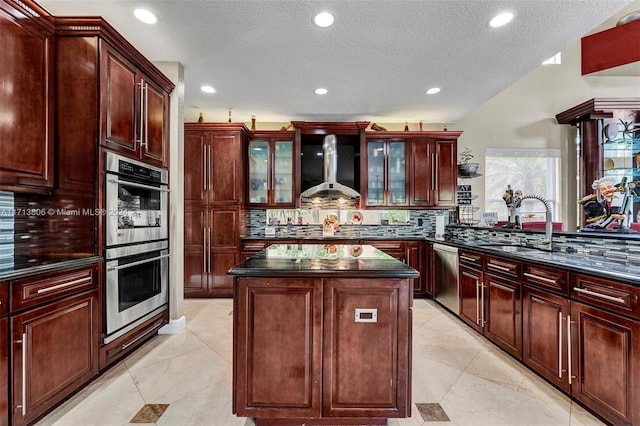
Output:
[{"xmin": 300, "ymin": 134, "xmax": 361, "ymax": 209}]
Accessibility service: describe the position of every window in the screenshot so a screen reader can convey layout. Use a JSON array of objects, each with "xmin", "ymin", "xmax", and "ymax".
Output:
[{"xmin": 484, "ymin": 148, "xmax": 561, "ymax": 222}]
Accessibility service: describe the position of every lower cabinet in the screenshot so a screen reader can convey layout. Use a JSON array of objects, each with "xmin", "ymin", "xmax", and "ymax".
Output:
[
  {"xmin": 6, "ymin": 266, "xmax": 101, "ymax": 425},
  {"xmin": 234, "ymin": 276, "xmax": 411, "ymax": 421},
  {"xmin": 571, "ymin": 300, "xmax": 640, "ymax": 426},
  {"xmin": 8, "ymin": 264, "xmax": 100, "ymax": 426},
  {"xmin": 522, "ymin": 286, "xmax": 571, "ymax": 394}
]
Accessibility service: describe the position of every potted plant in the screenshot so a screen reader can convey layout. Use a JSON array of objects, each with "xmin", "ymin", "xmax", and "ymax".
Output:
[{"xmin": 457, "ymin": 147, "xmax": 480, "ymax": 177}]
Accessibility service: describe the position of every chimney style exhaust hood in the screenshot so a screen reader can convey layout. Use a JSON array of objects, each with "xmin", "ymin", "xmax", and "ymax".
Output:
[{"xmin": 300, "ymin": 134, "xmax": 361, "ymax": 209}]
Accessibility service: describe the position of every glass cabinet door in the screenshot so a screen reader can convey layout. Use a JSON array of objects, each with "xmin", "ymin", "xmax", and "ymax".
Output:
[
  {"xmin": 366, "ymin": 139, "xmax": 406, "ymax": 206},
  {"xmin": 367, "ymin": 141, "xmax": 385, "ymax": 205},
  {"xmin": 273, "ymin": 141, "xmax": 293, "ymax": 204},
  {"xmin": 248, "ymin": 140, "xmax": 269, "ymax": 203},
  {"xmin": 388, "ymin": 141, "xmax": 406, "ymax": 205}
]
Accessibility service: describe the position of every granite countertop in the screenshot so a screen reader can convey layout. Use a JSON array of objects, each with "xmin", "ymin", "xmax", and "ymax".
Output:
[
  {"xmin": 228, "ymin": 243, "xmax": 420, "ymax": 278},
  {"xmin": 438, "ymin": 239, "xmax": 640, "ymax": 287},
  {"xmin": 0, "ymin": 255, "xmax": 103, "ymax": 281}
]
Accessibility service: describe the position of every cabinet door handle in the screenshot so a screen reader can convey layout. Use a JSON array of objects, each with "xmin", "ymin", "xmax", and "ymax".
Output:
[
  {"xmin": 207, "ymin": 227, "xmax": 212, "ymax": 273},
  {"xmin": 460, "ymin": 255, "xmax": 477, "ymax": 262},
  {"xmin": 567, "ymin": 314, "xmax": 573, "ymax": 385},
  {"xmin": 480, "ymin": 283, "xmax": 485, "ymax": 326},
  {"xmin": 203, "ymin": 227, "xmax": 207, "ymax": 271},
  {"xmin": 431, "ymin": 153, "xmax": 436, "ymax": 191},
  {"xmin": 487, "ymin": 263, "xmax": 511, "ymax": 272},
  {"xmin": 137, "ymin": 81, "xmax": 145, "ymax": 149},
  {"xmin": 143, "ymin": 82, "xmax": 149, "ymax": 150},
  {"xmin": 476, "ymin": 280, "xmax": 481, "ymax": 325},
  {"xmin": 208, "ymin": 146, "xmax": 212, "ymax": 191},
  {"xmin": 558, "ymin": 312, "xmax": 563, "ymax": 380},
  {"xmin": 203, "ymin": 145, "xmax": 208, "ymax": 191},
  {"xmin": 16, "ymin": 333, "xmax": 26, "ymax": 416},
  {"xmin": 572, "ymin": 287, "xmax": 625, "ymax": 304},
  {"xmin": 36, "ymin": 277, "xmax": 93, "ymax": 294},
  {"xmin": 524, "ymin": 272, "xmax": 556, "ymax": 284}
]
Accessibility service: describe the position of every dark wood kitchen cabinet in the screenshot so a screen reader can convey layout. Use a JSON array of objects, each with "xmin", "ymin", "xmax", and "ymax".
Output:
[
  {"xmin": 9, "ymin": 264, "xmax": 100, "ymax": 426},
  {"xmin": 570, "ymin": 272, "xmax": 640, "ymax": 426},
  {"xmin": 363, "ymin": 138, "xmax": 409, "ymax": 207},
  {"xmin": 234, "ymin": 276, "xmax": 411, "ymax": 421},
  {"xmin": 459, "ymin": 251, "xmax": 522, "ymax": 358},
  {"xmin": 410, "ymin": 137, "xmax": 459, "ymax": 207},
  {"xmin": 0, "ymin": 0, "xmax": 55, "ymax": 193},
  {"xmin": 0, "ymin": 284, "xmax": 8, "ymax": 426},
  {"xmin": 458, "ymin": 250, "xmax": 484, "ymax": 334},
  {"xmin": 54, "ymin": 17, "xmax": 174, "ymax": 168},
  {"xmin": 247, "ymin": 131, "xmax": 296, "ymax": 207},
  {"xmin": 184, "ymin": 123, "xmax": 246, "ymax": 297}
]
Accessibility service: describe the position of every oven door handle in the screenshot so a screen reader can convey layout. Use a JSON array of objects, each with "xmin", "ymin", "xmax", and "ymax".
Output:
[
  {"xmin": 108, "ymin": 178, "xmax": 170, "ymax": 192},
  {"xmin": 107, "ymin": 254, "xmax": 171, "ymax": 271}
]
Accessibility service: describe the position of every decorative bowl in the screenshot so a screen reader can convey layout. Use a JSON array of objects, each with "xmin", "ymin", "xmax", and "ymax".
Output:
[{"xmin": 457, "ymin": 163, "xmax": 479, "ymax": 177}]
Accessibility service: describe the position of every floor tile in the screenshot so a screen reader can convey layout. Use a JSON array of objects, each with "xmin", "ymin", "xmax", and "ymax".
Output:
[{"xmin": 36, "ymin": 298, "xmax": 605, "ymax": 426}]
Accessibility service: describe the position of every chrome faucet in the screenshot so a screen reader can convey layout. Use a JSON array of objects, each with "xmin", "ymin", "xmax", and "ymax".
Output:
[{"xmin": 520, "ymin": 195, "xmax": 553, "ymax": 250}]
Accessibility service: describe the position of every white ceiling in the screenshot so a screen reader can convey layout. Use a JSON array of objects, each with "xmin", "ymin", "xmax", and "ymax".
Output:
[{"xmin": 40, "ymin": 0, "xmax": 635, "ymax": 125}]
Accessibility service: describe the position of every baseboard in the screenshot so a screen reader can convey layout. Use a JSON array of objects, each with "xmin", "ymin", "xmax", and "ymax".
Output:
[{"xmin": 158, "ymin": 315, "xmax": 186, "ymax": 334}]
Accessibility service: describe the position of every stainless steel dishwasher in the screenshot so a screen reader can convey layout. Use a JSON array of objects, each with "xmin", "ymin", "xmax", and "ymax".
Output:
[{"xmin": 433, "ymin": 243, "xmax": 459, "ymax": 314}]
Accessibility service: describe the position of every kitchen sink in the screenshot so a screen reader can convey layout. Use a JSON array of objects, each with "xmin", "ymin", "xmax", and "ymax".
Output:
[{"xmin": 479, "ymin": 244, "xmax": 550, "ymax": 254}]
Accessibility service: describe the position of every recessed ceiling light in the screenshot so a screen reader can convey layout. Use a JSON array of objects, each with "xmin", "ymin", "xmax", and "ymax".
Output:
[
  {"xmin": 133, "ymin": 8, "xmax": 157, "ymax": 24},
  {"xmin": 314, "ymin": 88, "xmax": 328, "ymax": 95},
  {"xmin": 201, "ymin": 85, "xmax": 216, "ymax": 94},
  {"xmin": 489, "ymin": 12, "xmax": 514, "ymax": 28},
  {"xmin": 426, "ymin": 87, "xmax": 441, "ymax": 95},
  {"xmin": 314, "ymin": 12, "xmax": 335, "ymax": 28}
]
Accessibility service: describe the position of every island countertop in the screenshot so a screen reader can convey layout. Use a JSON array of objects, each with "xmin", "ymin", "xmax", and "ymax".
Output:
[{"xmin": 228, "ymin": 243, "xmax": 420, "ymax": 279}]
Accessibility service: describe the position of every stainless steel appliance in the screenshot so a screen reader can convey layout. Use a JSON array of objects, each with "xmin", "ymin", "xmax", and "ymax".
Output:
[
  {"xmin": 433, "ymin": 243, "xmax": 459, "ymax": 314},
  {"xmin": 105, "ymin": 152, "xmax": 169, "ymax": 247},
  {"xmin": 104, "ymin": 240, "xmax": 169, "ymax": 343}
]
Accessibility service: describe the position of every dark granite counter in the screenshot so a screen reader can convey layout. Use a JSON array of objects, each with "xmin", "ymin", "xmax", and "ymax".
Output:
[
  {"xmin": 228, "ymin": 243, "xmax": 420, "ymax": 278},
  {"xmin": 0, "ymin": 255, "xmax": 103, "ymax": 281}
]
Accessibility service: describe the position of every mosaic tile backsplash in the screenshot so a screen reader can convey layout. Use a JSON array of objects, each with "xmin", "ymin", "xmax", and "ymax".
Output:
[{"xmin": 244, "ymin": 209, "xmax": 453, "ymax": 239}]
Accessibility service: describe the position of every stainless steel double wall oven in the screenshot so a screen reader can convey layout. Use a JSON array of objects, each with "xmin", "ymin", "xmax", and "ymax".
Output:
[{"xmin": 104, "ymin": 152, "xmax": 170, "ymax": 343}]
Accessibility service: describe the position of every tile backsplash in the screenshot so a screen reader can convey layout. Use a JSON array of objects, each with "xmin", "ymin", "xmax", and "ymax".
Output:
[{"xmin": 245, "ymin": 208, "xmax": 452, "ymax": 238}]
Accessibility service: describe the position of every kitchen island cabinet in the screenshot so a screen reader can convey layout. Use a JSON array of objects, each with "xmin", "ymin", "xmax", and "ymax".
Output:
[{"xmin": 228, "ymin": 244, "xmax": 417, "ymax": 425}]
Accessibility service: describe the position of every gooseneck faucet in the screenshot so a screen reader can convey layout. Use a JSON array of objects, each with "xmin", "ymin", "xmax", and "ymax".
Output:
[{"xmin": 520, "ymin": 195, "xmax": 553, "ymax": 250}]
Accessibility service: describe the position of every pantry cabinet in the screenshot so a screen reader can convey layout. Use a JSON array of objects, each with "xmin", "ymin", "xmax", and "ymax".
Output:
[
  {"xmin": 54, "ymin": 17, "xmax": 174, "ymax": 169},
  {"xmin": 184, "ymin": 123, "xmax": 246, "ymax": 297},
  {"xmin": 0, "ymin": 0, "xmax": 55, "ymax": 193}
]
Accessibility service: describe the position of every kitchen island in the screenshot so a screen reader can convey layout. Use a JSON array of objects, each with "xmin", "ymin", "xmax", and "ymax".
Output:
[{"xmin": 228, "ymin": 244, "xmax": 419, "ymax": 426}]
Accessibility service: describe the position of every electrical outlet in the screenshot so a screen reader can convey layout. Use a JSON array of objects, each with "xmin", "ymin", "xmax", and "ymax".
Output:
[{"xmin": 418, "ymin": 218, "xmax": 423, "ymax": 226}]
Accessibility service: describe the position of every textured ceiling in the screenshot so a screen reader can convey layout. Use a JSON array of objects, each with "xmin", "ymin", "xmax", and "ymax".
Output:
[{"xmin": 40, "ymin": 0, "xmax": 635, "ymax": 124}]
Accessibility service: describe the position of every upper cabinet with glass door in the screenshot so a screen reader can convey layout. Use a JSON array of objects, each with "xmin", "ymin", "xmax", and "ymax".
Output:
[
  {"xmin": 247, "ymin": 132, "xmax": 295, "ymax": 207},
  {"xmin": 364, "ymin": 139, "xmax": 408, "ymax": 207}
]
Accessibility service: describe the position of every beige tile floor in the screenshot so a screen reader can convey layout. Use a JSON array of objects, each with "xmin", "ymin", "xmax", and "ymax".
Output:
[{"xmin": 36, "ymin": 298, "xmax": 605, "ymax": 426}]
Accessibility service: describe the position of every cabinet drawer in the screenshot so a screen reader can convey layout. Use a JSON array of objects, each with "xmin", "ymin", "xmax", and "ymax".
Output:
[
  {"xmin": 458, "ymin": 249, "xmax": 483, "ymax": 268},
  {"xmin": 365, "ymin": 241, "xmax": 404, "ymax": 251},
  {"xmin": 240, "ymin": 240, "xmax": 270, "ymax": 252},
  {"xmin": 522, "ymin": 263, "xmax": 569, "ymax": 296},
  {"xmin": 484, "ymin": 255, "xmax": 521, "ymax": 279},
  {"xmin": 11, "ymin": 265, "xmax": 98, "ymax": 312},
  {"xmin": 571, "ymin": 273, "xmax": 640, "ymax": 320}
]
